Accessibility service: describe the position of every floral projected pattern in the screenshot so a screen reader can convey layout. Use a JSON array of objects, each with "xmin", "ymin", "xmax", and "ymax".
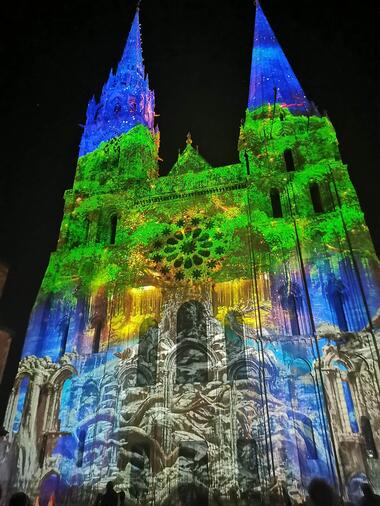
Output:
[
  {"xmin": 149, "ymin": 215, "xmax": 227, "ymax": 282},
  {"xmin": 1, "ymin": 3, "xmax": 380, "ymax": 506}
]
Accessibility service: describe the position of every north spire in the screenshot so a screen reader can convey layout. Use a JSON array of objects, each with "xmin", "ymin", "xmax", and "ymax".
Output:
[
  {"xmin": 248, "ymin": 2, "xmax": 310, "ymax": 115},
  {"xmin": 79, "ymin": 9, "xmax": 155, "ymax": 157},
  {"xmin": 118, "ymin": 8, "xmax": 144, "ymax": 79}
]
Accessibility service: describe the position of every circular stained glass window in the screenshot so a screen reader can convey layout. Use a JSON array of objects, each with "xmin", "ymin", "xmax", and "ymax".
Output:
[{"xmin": 149, "ymin": 215, "xmax": 226, "ymax": 282}]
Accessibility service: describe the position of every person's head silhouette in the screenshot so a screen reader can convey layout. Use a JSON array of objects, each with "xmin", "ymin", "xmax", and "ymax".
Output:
[
  {"xmin": 106, "ymin": 481, "xmax": 114, "ymax": 493},
  {"xmin": 362, "ymin": 483, "xmax": 375, "ymax": 497},
  {"xmin": 9, "ymin": 492, "xmax": 31, "ymax": 506},
  {"xmin": 308, "ymin": 478, "xmax": 335, "ymax": 505}
]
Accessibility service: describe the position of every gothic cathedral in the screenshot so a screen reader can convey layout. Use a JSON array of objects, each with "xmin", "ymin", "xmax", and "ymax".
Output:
[{"xmin": 1, "ymin": 4, "xmax": 379, "ymax": 505}]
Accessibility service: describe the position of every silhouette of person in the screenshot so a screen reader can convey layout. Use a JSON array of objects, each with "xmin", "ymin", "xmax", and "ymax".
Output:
[
  {"xmin": 118, "ymin": 490, "xmax": 126, "ymax": 506},
  {"xmin": 308, "ymin": 478, "xmax": 337, "ymax": 506},
  {"xmin": 93, "ymin": 493, "xmax": 102, "ymax": 506},
  {"xmin": 8, "ymin": 493, "xmax": 31, "ymax": 506},
  {"xmin": 360, "ymin": 484, "xmax": 380, "ymax": 506},
  {"xmin": 100, "ymin": 482, "xmax": 118, "ymax": 506}
]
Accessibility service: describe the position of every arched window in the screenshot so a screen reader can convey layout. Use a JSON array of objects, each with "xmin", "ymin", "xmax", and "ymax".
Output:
[
  {"xmin": 77, "ymin": 429, "xmax": 86, "ymax": 467},
  {"xmin": 58, "ymin": 315, "xmax": 70, "ymax": 357},
  {"xmin": 58, "ymin": 377, "xmax": 73, "ymax": 432},
  {"xmin": 332, "ymin": 360, "xmax": 359, "ymax": 433},
  {"xmin": 300, "ymin": 415, "xmax": 317, "ymax": 459},
  {"xmin": 110, "ymin": 214, "xmax": 118, "ymax": 245},
  {"xmin": 270, "ymin": 188, "xmax": 283, "ymax": 218},
  {"xmin": 361, "ymin": 416, "xmax": 378, "ymax": 459},
  {"xmin": 284, "ymin": 149, "xmax": 295, "ymax": 172},
  {"xmin": 225, "ymin": 311, "xmax": 247, "ymax": 380},
  {"xmin": 326, "ymin": 275, "xmax": 348, "ymax": 331},
  {"xmin": 279, "ymin": 282, "xmax": 303, "ymax": 336},
  {"xmin": 92, "ymin": 320, "xmax": 103, "ymax": 354},
  {"xmin": 12, "ymin": 376, "xmax": 30, "ymax": 432},
  {"xmin": 176, "ymin": 301, "xmax": 208, "ymax": 384},
  {"xmin": 136, "ymin": 318, "xmax": 159, "ymax": 387},
  {"xmin": 309, "ymin": 182, "xmax": 324, "ymax": 213},
  {"xmin": 39, "ymin": 472, "xmax": 60, "ymax": 506}
]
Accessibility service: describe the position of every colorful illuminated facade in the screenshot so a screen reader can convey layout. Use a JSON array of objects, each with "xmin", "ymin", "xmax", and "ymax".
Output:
[{"xmin": 1, "ymin": 4, "xmax": 380, "ymax": 505}]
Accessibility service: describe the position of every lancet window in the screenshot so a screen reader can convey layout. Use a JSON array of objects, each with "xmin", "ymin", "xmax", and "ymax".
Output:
[
  {"xmin": 136, "ymin": 317, "xmax": 159, "ymax": 386},
  {"xmin": 284, "ymin": 148, "xmax": 295, "ymax": 172},
  {"xmin": 279, "ymin": 282, "xmax": 304, "ymax": 336},
  {"xmin": 176, "ymin": 300, "xmax": 208, "ymax": 384},
  {"xmin": 225, "ymin": 311, "xmax": 248, "ymax": 380},
  {"xmin": 39, "ymin": 472, "xmax": 60, "ymax": 506},
  {"xmin": 58, "ymin": 314, "xmax": 70, "ymax": 357},
  {"xmin": 12, "ymin": 375, "xmax": 30, "ymax": 433},
  {"xmin": 332, "ymin": 360, "xmax": 359, "ymax": 433},
  {"xmin": 92, "ymin": 319, "xmax": 103, "ymax": 354},
  {"xmin": 270, "ymin": 188, "xmax": 283, "ymax": 218},
  {"xmin": 110, "ymin": 214, "xmax": 118, "ymax": 245},
  {"xmin": 58, "ymin": 377, "xmax": 74, "ymax": 432},
  {"xmin": 309, "ymin": 182, "xmax": 324, "ymax": 213},
  {"xmin": 326, "ymin": 275, "xmax": 348, "ymax": 331}
]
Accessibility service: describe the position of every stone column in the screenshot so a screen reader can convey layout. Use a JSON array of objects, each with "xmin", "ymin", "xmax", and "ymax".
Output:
[{"xmin": 4, "ymin": 386, "xmax": 17, "ymax": 434}]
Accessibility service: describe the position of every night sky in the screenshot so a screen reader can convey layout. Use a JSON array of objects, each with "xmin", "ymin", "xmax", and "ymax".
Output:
[{"xmin": 0, "ymin": 0, "xmax": 378, "ymax": 419}]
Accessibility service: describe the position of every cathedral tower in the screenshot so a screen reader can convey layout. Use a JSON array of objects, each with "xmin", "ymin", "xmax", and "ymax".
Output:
[{"xmin": 1, "ymin": 3, "xmax": 379, "ymax": 505}]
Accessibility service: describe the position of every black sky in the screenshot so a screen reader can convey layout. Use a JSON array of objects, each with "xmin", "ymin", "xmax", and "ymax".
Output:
[{"xmin": 0, "ymin": 0, "xmax": 378, "ymax": 418}]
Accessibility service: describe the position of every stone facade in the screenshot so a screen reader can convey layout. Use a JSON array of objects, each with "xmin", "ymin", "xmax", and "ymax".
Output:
[{"xmin": 1, "ymin": 4, "xmax": 379, "ymax": 506}]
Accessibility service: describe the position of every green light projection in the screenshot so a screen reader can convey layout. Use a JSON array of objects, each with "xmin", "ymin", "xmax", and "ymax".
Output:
[{"xmin": 40, "ymin": 106, "xmax": 371, "ymax": 299}]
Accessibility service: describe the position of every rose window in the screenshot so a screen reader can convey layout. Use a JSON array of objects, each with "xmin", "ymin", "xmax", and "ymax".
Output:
[{"xmin": 149, "ymin": 215, "xmax": 226, "ymax": 282}]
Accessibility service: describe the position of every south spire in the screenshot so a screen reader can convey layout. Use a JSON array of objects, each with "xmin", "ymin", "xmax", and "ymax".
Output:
[{"xmin": 248, "ymin": 1, "xmax": 310, "ymax": 114}]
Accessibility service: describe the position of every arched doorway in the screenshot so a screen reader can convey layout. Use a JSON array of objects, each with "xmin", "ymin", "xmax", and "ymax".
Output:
[{"xmin": 39, "ymin": 471, "xmax": 60, "ymax": 506}]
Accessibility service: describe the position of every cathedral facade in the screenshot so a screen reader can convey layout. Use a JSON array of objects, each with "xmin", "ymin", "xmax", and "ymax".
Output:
[{"xmin": 1, "ymin": 4, "xmax": 380, "ymax": 505}]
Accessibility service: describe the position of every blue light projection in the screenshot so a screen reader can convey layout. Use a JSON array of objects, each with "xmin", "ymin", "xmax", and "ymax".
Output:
[
  {"xmin": 333, "ymin": 360, "xmax": 359, "ymax": 433},
  {"xmin": 2, "ymin": 2, "xmax": 380, "ymax": 503},
  {"xmin": 12, "ymin": 376, "xmax": 29, "ymax": 433},
  {"xmin": 79, "ymin": 10, "xmax": 155, "ymax": 157},
  {"xmin": 248, "ymin": 2, "xmax": 311, "ymax": 114}
]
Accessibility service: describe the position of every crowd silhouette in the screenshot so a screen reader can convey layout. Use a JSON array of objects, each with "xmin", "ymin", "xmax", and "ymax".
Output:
[{"xmin": 1, "ymin": 478, "xmax": 380, "ymax": 506}]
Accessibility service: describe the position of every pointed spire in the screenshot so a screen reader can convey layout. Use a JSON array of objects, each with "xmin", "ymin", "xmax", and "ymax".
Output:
[
  {"xmin": 248, "ymin": 2, "xmax": 310, "ymax": 115},
  {"xmin": 79, "ymin": 7, "xmax": 155, "ymax": 157},
  {"xmin": 117, "ymin": 9, "xmax": 144, "ymax": 79}
]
